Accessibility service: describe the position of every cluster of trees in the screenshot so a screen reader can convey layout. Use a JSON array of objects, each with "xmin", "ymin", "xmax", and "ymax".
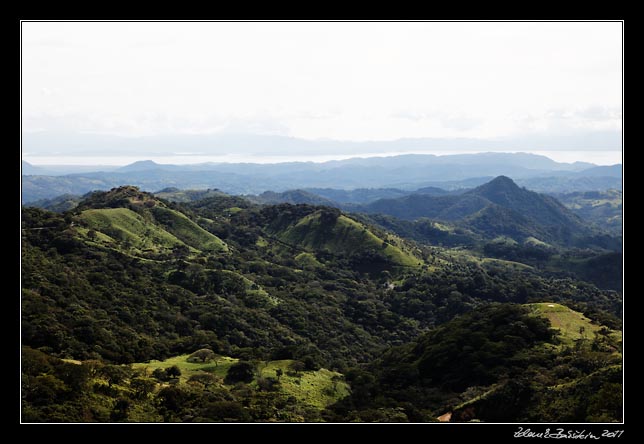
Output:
[
  {"xmin": 324, "ymin": 304, "xmax": 622, "ymax": 422},
  {"xmin": 21, "ymin": 189, "xmax": 622, "ymax": 422},
  {"xmin": 22, "ymin": 347, "xmax": 334, "ymax": 422}
]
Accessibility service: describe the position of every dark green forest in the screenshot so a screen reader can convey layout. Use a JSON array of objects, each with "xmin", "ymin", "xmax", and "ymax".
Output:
[{"xmin": 21, "ymin": 185, "xmax": 622, "ymax": 422}]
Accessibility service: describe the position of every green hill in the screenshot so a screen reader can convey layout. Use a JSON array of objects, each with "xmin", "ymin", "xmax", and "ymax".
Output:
[
  {"xmin": 555, "ymin": 189, "xmax": 622, "ymax": 236},
  {"xmin": 21, "ymin": 185, "xmax": 622, "ymax": 423},
  {"xmin": 75, "ymin": 187, "xmax": 228, "ymax": 255},
  {"xmin": 151, "ymin": 206, "xmax": 228, "ymax": 252},
  {"xmin": 269, "ymin": 208, "xmax": 419, "ymax": 268},
  {"xmin": 327, "ymin": 303, "xmax": 621, "ymax": 423},
  {"xmin": 360, "ymin": 176, "xmax": 595, "ymax": 246},
  {"xmin": 527, "ymin": 302, "xmax": 622, "ymax": 347},
  {"xmin": 79, "ymin": 208, "xmax": 185, "ymax": 253}
]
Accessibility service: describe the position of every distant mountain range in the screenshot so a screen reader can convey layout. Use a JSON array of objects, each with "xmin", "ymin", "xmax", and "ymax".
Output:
[
  {"xmin": 22, "ymin": 130, "xmax": 622, "ymax": 157},
  {"xmin": 22, "ymin": 153, "xmax": 621, "ymax": 203},
  {"xmin": 247, "ymin": 176, "xmax": 621, "ymax": 247},
  {"xmin": 349, "ymin": 176, "xmax": 601, "ymax": 246}
]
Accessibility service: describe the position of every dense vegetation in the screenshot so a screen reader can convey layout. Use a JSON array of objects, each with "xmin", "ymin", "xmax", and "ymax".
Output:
[
  {"xmin": 21, "ymin": 185, "xmax": 622, "ymax": 422},
  {"xmin": 325, "ymin": 303, "xmax": 621, "ymax": 422},
  {"xmin": 554, "ymin": 189, "xmax": 622, "ymax": 236}
]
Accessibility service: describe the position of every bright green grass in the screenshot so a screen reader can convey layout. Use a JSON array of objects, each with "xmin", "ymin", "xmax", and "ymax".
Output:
[
  {"xmin": 151, "ymin": 207, "xmax": 228, "ymax": 252},
  {"xmin": 277, "ymin": 212, "xmax": 419, "ymax": 267},
  {"xmin": 255, "ymin": 237, "xmax": 269, "ymax": 247},
  {"xmin": 255, "ymin": 360, "xmax": 350, "ymax": 409},
  {"xmin": 524, "ymin": 236, "xmax": 551, "ymax": 248},
  {"xmin": 75, "ymin": 226, "xmax": 115, "ymax": 244},
  {"xmin": 491, "ymin": 236, "xmax": 518, "ymax": 246},
  {"xmin": 79, "ymin": 208, "xmax": 185, "ymax": 252},
  {"xmin": 481, "ymin": 257, "xmax": 533, "ymax": 271},
  {"xmin": 132, "ymin": 354, "xmax": 239, "ymax": 382},
  {"xmin": 133, "ymin": 355, "xmax": 350, "ymax": 410},
  {"xmin": 448, "ymin": 248, "xmax": 533, "ymax": 272},
  {"xmin": 431, "ymin": 221, "xmax": 452, "ymax": 232},
  {"xmin": 527, "ymin": 302, "xmax": 621, "ymax": 347},
  {"xmin": 294, "ymin": 252, "xmax": 323, "ymax": 269}
]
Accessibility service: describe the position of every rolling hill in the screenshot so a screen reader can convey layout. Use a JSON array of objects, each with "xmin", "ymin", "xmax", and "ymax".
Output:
[
  {"xmin": 21, "ymin": 184, "xmax": 622, "ymax": 422},
  {"xmin": 358, "ymin": 176, "xmax": 592, "ymax": 245},
  {"xmin": 554, "ymin": 189, "xmax": 622, "ymax": 235},
  {"xmin": 249, "ymin": 190, "xmax": 336, "ymax": 206},
  {"xmin": 328, "ymin": 303, "xmax": 622, "ymax": 423},
  {"xmin": 75, "ymin": 186, "xmax": 228, "ymax": 255},
  {"xmin": 266, "ymin": 208, "xmax": 419, "ymax": 268}
]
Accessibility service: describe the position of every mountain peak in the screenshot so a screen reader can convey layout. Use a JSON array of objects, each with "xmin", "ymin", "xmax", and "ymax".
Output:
[
  {"xmin": 118, "ymin": 160, "xmax": 161, "ymax": 172},
  {"xmin": 77, "ymin": 185, "xmax": 159, "ymax": 210},
  {"xmin": 469, "ymin": 176, "xmax": 521, "ymax": 199},
  {"xmin": 487, "ymin": 175, "xmax": 519, "ymax": 188}
]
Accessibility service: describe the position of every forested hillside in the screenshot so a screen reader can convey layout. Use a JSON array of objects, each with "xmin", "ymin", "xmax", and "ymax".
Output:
[{"xmin": 21, "ymin": 186, "xmax": 622, "ymax": 422}]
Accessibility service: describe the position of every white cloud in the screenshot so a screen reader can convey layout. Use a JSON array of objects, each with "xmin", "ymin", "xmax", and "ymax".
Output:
[{"xmin": 21, "ymin": 21, "xmax": 622, "ymax": 151}]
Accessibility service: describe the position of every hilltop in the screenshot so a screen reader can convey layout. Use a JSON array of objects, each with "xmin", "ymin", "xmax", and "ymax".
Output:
[
  {"xmin": 358, "ymin": 176, "xmax": 591, "ymax": 246},
  {"xmin": 326, "ymin": 303, "xmax": 621, "ymax": 422},
  {"xmin": 73, "ymin": 186, "xmax": 228, "ymax": 256},
  {"xmin": 21, "ymin": 184, "xmax": 622, "ymax": 422}
]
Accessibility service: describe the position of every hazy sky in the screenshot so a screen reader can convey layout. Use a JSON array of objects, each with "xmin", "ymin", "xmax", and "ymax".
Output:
[{"xmin": 21, "ymin": 21, "xmax": 622, "ymax": 164}]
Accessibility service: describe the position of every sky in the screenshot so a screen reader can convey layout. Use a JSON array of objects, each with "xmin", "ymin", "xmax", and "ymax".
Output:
[{"xmin": 21, "ymin": 21, "xmax": 623, "ymax": 165}]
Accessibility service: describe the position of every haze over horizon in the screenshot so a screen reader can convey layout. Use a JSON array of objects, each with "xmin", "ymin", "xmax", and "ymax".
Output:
[
  {"xmin": 22, "ymin": 22, "xmax": 622, "ymax": 167},
  {"xmin": 23, "ymin": 148, "xmax": 622, "ymax": 168}
]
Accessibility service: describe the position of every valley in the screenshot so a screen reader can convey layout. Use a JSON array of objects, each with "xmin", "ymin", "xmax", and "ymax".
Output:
[
  {"xmin": 20, "ymin": 20, "xmax": 623, "ymax": 426},
  {"xmin": 21, "ymin": 174, "xmax": 622, "ymax": 422}
]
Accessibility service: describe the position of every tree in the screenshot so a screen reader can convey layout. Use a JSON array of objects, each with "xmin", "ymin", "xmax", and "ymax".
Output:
[
  {"xmin": 257, "ymin": 377, "xmax": 279, "ymax": 392},
  {"xmin": 152, "ymin": 368, "xmax": 169, "ymax": 382},
  {"xmin": 172, "ymin": 245, "xmax": 190, "ymax": 260},
  {"xmin": 188, "ymin": 373, "xmax": 218, "ymax": 388},
  {"xmin": 110, "ymin": 399, "xmax": 130, "ymax": 421},
  {"xmin": 188, "ymin": 348, "xmax": 216, "ymax": 363},
  {"xmin": 289, "ymin": 360, "xmax": 306, "ymax": 376},
  {"xmin": 224, "ymin": 361, "xmax": 255, "ymax": 384},
  {"xmin": 165, "ymin": 365, "xmax": 182, "ymax": 379},
  {"xmin": 130, "ymin": 377, "xmax": 156, "ymax": 399},
  {"xmin": 275, "ymin": 368, "xmax": 283, "ymax": 381},
  {"xmin": 101, "ymin": 365, "xmax": 130, "ymax": 388}
]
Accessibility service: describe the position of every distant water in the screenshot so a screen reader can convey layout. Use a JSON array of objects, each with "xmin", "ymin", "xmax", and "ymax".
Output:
[{"xmin": 529, "ymin": 150, "xmax": 622, "ymax": 166}]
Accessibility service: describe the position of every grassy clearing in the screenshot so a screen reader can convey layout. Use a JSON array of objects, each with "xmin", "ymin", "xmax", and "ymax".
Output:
[
  {"xmin": 256, "ymin": 360, "xmax": 350, "ymax": 409},
  {"xmin": 133, "ymin": 355, "xmax": 350, "ymax": 410},
  {"xmin": 294, "ymin": 252, "xmax": 323, "ymax": 269},
  {"xmin": 448, "ymin": 248, "xmax": 533, "ymax": 272},
  {"xmin": 527, "ymin": 302, "xmax": 621, "ymax": 347},
  {"xmin": 219, "ymin": 269, "xmax": 280, "ymax": 306},
  {"xmin": 481, "ymin": 257, "xmax": 533, "ymax": 271},
  {"xmin": 278, "ymin": 212, "xmax": 420, "ymax": 268},
  {"xmin": 431, "ymin": 221, "xmax": 452, "ymax": 232},
  {"xmin": 79, "ymin": 208, "xmax": 185, "ymax": 252},
  {"xmin": 133, "ymin": 354, "xmax": 239, "ymax": 382},
  {"xmin": 75, "ymin": 226, "xmax": 115, "ymax": 244},
  {"xmin": 524, "ymin": 236, "xmax": 551, "ymax": 248},
  {"xmin": 151, "ymin": 207, "xmax": 228, "ymax": 252}
]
